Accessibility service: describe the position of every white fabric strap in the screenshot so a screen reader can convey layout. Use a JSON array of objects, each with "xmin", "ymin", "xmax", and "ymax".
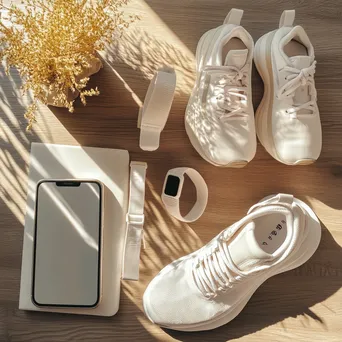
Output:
[
  {"xmin": 162, "ymin": 167, "xmax": 208, "ymax": 223},
  {"xmin": 122, "ymin": 161, "xmax": 147, "ymax": 281},
  {"xmin": 223, "ymin": 8, "xmax": 243, "ymax": 26},
  {"xmin": 279, "ymin": 10, "xmax": 295, "ymax": 28},
  {"xmin": 138, "ymin": 67, "xmax": 176, "ymax": 151}
]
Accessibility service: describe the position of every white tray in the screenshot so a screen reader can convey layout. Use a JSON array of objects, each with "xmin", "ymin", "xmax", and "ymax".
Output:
[{"xmin": 19, "ymin": 143, "xmax": 129, "ymax": 316}]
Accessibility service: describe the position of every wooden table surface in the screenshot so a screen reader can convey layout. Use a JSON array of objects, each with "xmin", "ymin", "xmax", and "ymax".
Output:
[{"xmin": 1, "ymin": 0, "xmax": 342, "ymax": 341}]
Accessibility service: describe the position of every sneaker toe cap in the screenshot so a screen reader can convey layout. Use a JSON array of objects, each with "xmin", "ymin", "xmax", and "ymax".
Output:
[
  {"xmin": 192, "ymin": 124, "xmax": 256, "ymax": 166},
  {"xmin": 272, "ymin": 117, "xmax": 322, "ymax": 164},
  {"xmin": 143, "ymin": 258, "xmax": 219, "ymax": 327},
  {"xmin": 275, "ymin": 139, "xmax": 321, "ymax": 164}
]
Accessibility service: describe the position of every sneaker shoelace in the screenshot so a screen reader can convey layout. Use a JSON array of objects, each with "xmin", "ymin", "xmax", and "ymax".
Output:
[
  {"xmin": 212, "ymin": 66, "xmax": 249, "ymax": 121},
  {"xmin": 277, "ymin": 61, "xmax": 317, "ymax": 118},
  {"xmin": 192, "ymin": 228, "xmax": 244, "ymax": 299}
]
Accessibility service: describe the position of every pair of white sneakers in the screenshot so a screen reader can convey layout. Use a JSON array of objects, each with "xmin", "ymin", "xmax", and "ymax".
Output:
[
  {"xmin": 185, "ymin": 9, "xmax": 322, "ymax": 167},
  {"xmin": 143, "ymin": 194, "xmax": 321, "ymax": 331},
  {"xmin": 142, "ymin": 10, "xmax": 322, "ymax": 333}
]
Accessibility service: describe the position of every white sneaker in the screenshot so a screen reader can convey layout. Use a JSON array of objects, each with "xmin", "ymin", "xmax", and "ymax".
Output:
[
  {"xmin": 143, "ymin": 194, "xmax": 321, "ymax": 331},
  {"xmin": 254, "ymin": 10, "xmax": 322, "ymax": 165},
  {"xmin": 185, "ymin": 9, "xmax": 256, "ymax": 168}
]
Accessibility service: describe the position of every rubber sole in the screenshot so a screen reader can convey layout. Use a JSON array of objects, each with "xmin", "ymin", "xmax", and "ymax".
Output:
[
  {"xmin": 294, "ymin": 159, "xmax": 316, "ymax": 166},
  {"xmin": 184, "ymin": 27, "xmax": 250, "ymax": 168},
  {"xmin": 254, "ymin": 32, "xmax": 316, "ymax": 166},
  {"xmin": 143, "ymin": 196, "xmax": 321, "ymax": 332}
]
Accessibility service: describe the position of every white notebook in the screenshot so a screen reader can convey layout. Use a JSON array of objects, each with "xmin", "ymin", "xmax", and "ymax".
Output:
[{"xmin": 19, "ymin": 143, "xmax": 129, "ymax": 316}]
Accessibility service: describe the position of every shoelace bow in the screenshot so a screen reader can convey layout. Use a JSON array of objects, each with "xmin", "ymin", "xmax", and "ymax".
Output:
[
  {"xmin": 192, "ymin": 228, "xmax": 244, "ymax": 299},
  {"xmin": 212, "ymin": 66, "xmax": 249, "ymax": 121},
  {"xmin": 277, "ymin": 61, "xmax": 317, "ymax": 118}
]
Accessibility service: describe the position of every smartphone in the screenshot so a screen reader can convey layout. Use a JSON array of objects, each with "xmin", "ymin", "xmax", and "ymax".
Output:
[{"xmin": 32, "ymin": 179, "xmax": 103, "ymax": 308}]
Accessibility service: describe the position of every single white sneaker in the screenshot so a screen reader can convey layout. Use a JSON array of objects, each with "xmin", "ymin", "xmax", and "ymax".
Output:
[
  {"xmin": 143, "ymin": 194, "xmax": 321, "ymax": 331},
  {"xmin": 185, "ymin": 9, "xmax": 256, "ymax": 168},
  {"xmin": 254, "ymin": 10, "xmax": 322, "ymax": 165}
]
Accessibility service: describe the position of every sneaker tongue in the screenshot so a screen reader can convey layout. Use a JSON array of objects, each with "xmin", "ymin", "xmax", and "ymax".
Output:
[
  {"xmin": 228, "ymin": 222, "xmax": 272, "ymax": 271},
  {"xmin": 289, "ymin": 56, "xmax": 312, "ymax": 114},
  {"xmin": 289, "ymin": 55, "xmax": 311, "ymax": 69},
  {"xmin": 224, "ymin": 49, "xmax": 248, "ymax": 68}
]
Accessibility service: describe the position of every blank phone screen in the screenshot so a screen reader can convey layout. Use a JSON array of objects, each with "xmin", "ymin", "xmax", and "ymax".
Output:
[{"xmin": 32, "ymin": 180, "xmax": 102, "ymax": 307}]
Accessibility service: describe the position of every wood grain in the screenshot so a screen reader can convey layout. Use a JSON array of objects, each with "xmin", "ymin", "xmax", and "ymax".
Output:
[{"xmin": 1, "ymin": 0, "xmax": 342, "ymax": 341}]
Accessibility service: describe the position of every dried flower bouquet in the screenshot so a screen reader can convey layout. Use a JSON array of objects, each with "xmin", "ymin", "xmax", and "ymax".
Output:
[{"xmin": 0, "ymin": 0, "xmax": 137, "ymax": 129}]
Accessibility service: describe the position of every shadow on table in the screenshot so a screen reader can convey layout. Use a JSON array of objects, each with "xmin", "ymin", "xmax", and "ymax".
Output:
[
  {"xmin": 46, "ymin": 59, "xmax": 144, "ymax": 151},
  {"xmin": 105, "ymin": 28, "xmax": 195, "ymax": 97},
  {"xmin": 10, "ymin": 290, "xmax": 154, "ymax": 342},
  {"xmin": 0, "ymin": 68, "xmax": 45, "ymax": 232}
]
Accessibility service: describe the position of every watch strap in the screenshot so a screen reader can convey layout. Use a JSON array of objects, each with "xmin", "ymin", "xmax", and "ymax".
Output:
[
  {"xmin": 122, "ymin": 161, "xmax": 147, "ymax": 281},
  {"xmin": 162, "ymin": 168, "xmax": 208, "ymax": 223},
  {"xmin": 183, "ymin": 168, "xmax": 208, "ymax": 222},
  {"xmin": 138, "ymin": 67, "xmax": 176, "ymax": 151}
]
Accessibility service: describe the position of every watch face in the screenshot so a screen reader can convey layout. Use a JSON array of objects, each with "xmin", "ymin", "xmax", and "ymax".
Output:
[{"xmin": 164, "ymin": 175, "xmax": 180, "ymax": 197}]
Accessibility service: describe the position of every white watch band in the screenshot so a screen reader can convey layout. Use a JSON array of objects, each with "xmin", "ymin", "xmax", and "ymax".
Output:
[
  {"xmin": 161, "ymin": 167, "xmax": 208, "ymax": 223},
  {"xmin": 138, "ymin": 67, "xmax": 176, "ymax": 151},
  {"xmin": 122, "ymin": 161, "xmax": 147, "ymax": 281}
]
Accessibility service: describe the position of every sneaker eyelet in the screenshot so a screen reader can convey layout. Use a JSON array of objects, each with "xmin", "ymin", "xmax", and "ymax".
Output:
[{"xmin": 205, "ymin": 293, "xmax": 215, "ymax": 300}]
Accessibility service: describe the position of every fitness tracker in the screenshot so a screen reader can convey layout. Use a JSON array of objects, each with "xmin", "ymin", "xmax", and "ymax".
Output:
[{"xmin": 161, "ymin": 167, "xmax": 208, "ymax": 222}]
